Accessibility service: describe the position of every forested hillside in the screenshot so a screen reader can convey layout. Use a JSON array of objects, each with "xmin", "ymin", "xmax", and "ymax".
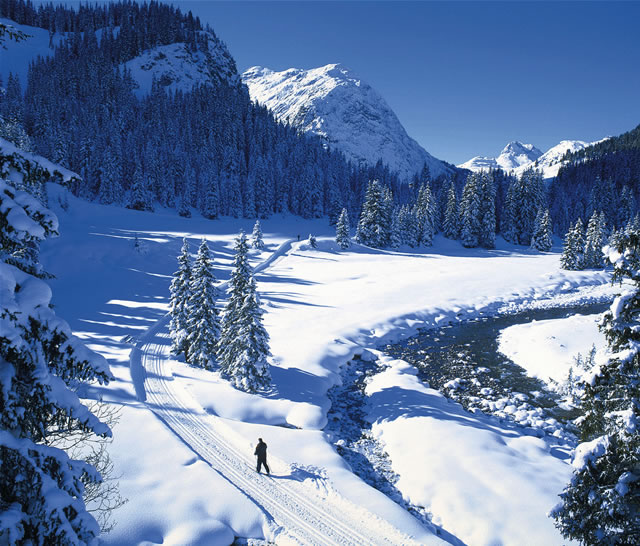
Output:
[
  {"xmin": 549, "ymin": 124, "xmax": 640, "ymax": 234},
  {"xmin": 0, "ymin": 0, "xmax": 413, "ymax": 221}
]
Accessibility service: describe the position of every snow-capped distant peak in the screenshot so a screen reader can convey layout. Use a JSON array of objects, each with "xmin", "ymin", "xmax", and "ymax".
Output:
[
  {"xmin": 496, "ymin": 141, "xmax": 543, "ymax": 170},
  {"xmin": 242, "ymin": 63, "xmax": 453, "ymax": 181}
]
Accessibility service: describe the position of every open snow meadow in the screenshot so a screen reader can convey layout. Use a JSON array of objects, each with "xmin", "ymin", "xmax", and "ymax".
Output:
[{"xmin": 38, "ymin": 185, "xmax": 619, "ymax": 545}]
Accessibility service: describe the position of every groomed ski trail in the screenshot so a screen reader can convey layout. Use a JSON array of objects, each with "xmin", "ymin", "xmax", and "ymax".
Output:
[{"xmin": 133, "ymin": 238, "xmax": 433, "ymax": 545}]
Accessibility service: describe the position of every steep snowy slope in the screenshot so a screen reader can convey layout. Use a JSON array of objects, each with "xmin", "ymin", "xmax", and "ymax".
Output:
[
  {"xmin": 124, "ymin": 31, "xmax": 240, "ymax": 96},
  {"xmin": 459, "ymin": 141, "xmax": 542, "ymax": 172},
  {"xmin": 242, "ymin": 64, "xmax": 454, "ymax": 181}
]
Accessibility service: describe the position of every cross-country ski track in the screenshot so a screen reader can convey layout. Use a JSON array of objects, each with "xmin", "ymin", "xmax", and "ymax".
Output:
[{"xmin": 131, "ymin": 238, "xmax": 432, "ymax": 545}]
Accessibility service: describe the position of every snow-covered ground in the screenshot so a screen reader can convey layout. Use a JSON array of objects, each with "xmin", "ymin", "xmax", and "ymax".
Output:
[
  {"xmin": 40, "ymin": 185, "xmax": 617, "ymax": 545},
  {"xmin": 498, "ymin": 313, "xmax": 608, "ymax": 385}
]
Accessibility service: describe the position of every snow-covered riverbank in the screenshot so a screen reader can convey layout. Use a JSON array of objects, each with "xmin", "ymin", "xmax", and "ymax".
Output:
[{"xmin": 41, "ymin": 188, "xmax": 619, "ymax": 545}]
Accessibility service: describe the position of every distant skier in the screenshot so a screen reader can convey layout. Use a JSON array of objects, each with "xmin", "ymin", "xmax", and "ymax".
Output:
[{"xmin": 255, "ymin": 438, "xmax": 270, "ymax": 475}]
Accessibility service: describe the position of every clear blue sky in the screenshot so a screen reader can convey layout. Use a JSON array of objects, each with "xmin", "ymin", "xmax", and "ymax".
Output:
[{"xmin": 172, "ymin": 1, "xmax": 640, "ymax": 165}]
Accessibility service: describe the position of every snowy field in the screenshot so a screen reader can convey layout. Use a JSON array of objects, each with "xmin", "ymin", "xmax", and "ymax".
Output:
[{"xmin": 40, "ymin": 185, "xmax": 619, "ymax": 545}]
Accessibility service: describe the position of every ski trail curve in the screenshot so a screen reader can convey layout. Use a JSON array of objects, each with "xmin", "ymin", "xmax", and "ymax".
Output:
[{"xmin": 132, "ymin": 237, "xmax": 431, "ymax": 545}]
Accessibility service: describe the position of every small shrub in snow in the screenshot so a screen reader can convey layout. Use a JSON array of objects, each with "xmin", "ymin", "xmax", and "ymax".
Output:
[{"xmin": 308, "ymin": 234, "xmax": 317, "ymax": 248}]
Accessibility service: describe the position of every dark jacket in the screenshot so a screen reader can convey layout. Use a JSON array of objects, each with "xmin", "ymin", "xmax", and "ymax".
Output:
[{"xmin": 254, "ymin": 441, "xmax": 267, "ymax": 459}]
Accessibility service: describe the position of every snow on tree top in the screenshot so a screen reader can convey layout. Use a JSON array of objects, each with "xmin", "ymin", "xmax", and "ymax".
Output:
[{"xmin": 242, "ymin": 63, "xmax": 454, "ymax": 182}]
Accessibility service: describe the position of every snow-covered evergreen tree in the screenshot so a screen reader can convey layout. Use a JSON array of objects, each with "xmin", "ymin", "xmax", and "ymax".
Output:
[
  {"xmin": 530, "ymin": 208, "xmax": 553, "ymax": 252},
  {"xmin": 460, "ymin": 173, "xmax": 481, "ymax": 248},
  {"xmin": 413, "ymin": 182, "xmax": 435, "ymax": 246},
  {"xmin": 503, "ymin": 169, "xmax": 545, "ymax": 245},
  {"xmin": 443, "ymin": 181, "xmax": 460, "ymax": 240},
  {"xmin": 0, "ymin": 179, "xmax": 112, "ymax": 544},
  {"xmin": 478, "ymin": 171, "xmax": 496, "ymax": 249},
  {"xmin": 552, "ymin": 230, "xmax": 640, "ymax": 544},
  {"xmin": 560, "ymin": 218, "xmax": 585, "ymax": 270},
  {"xmin": 169, "ymin": 238, "xmax": 192, "ymax": 357},
  {"xmin": 251, "ymin": 220, "xmax": 265, "ymax": 250},
  {"xmin": 185, "ymin": 239, "xmax": 220, "ymax": 370},
  {"xmin": 219, "ymin": 232, "xmax": 271, "ymax": 392},
  {"xmin": 583, "ymin": 211, "xmax": 607, "ymax": 269},
  {"xmin": 336, "ymin": 208, "xmax": 351, "ymax": 249},
  {"xmin": 308, "ymin": 234, "xmax": 317, "ymax": 248},
  {"xmin": 356, "ymin": 180, "xmax": 393, "ymax": 248}
]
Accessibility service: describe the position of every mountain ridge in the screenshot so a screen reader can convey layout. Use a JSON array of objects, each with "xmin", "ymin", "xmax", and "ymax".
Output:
[{"xmin": 242, "ymin": 63, "xmax": 454, "ymax": 182}]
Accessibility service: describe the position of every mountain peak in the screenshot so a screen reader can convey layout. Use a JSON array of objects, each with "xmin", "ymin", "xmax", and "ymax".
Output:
[{"xmin": 242, "ymin": 64, "xmax": 453, "ymax": 180}]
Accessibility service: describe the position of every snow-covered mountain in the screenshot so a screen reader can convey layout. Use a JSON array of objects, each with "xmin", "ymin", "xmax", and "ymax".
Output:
[
  {"xmin": 242, "ymin": 64, "xmax": 453, "ymax": 181},
  {"xmin": 458, "ymin": 141, "xmax": 542, "ymax": 172},
  {"xmin": 459, "ymin": 139, "xmax": 603, "ymax": 178},
  {"xmin": 125, "ymin": 31, "xmax": 240, "ymax": 96},
  {"xmin": 512, "ymin": 139, "xmax": 598, "ymax": 178}
]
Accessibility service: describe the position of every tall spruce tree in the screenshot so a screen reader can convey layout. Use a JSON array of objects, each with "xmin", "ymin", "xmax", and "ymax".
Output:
[
  {"xmin": 443, "ymin": 181, "xmax": 460, "ymax": 239},
  {"xmin": 251, "ymin": 220, "xmax": 265, "ymax": 250},
  {"xmin": 185, "ymin": 239, "xmax": 220, "ymax": 370},
  {"xmin": 336, "ymin": 208, "xmax": 351, "ymax": 249},
  {"xmin": 169, "ymin": 238, "xmax": 192, "ymax": 357},
  {"xmin": 413, "ymin": 182, "xmax": 435, "ymax": 246},
  {"xmin": 0, "ymin": 180, "xmax": 112, "ymax": 543},
  {"xmin": 551, "ymin": 230, "xmax": 640, "ymax": 544},
  {"xmin": 530, "ymin": 208, "xmax": 553, "ymax": 252},
  {"xmin": 356, "ymin": 180, "xmax": 393, "ymax": 248},
  {"xmin": 219, "ymin": 232, "xmax": 271, "ymax": 392},
  {"xmin": 460, "ymin": 173, "xmax": 482, "ymax": 248},
  {"xmin": 583, "ymin": 212, "xmax": 607, "ymax": 269},
  {"xmin": 561, "ymin": 218, "xmax": 585, "ymax": 270}
]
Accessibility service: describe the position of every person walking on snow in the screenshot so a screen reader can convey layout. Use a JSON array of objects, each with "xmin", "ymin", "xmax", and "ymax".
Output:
[{"xmin": 255, "ymin": 438, "xmax": 270, "ymax": 474}]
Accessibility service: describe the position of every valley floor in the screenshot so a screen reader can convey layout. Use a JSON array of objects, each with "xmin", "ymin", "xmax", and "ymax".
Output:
[{"xmin": 41, "ymin": 186, "xmax": 618, "ymax": 545}]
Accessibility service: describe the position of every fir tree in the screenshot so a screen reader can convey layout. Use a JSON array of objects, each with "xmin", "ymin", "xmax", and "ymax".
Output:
[
  {"xmin": 413, "ymin": 182, "xmax": 435, "ymax": 246},
  {"xmin": 251, "ymin": 220, "xmax": 265, "ymax": 250},
  {"xmin": 185, "ymin": 239, "xmax": 220, "ymax": 370},
  {"xmin": 168, "ymin": 238, "xmax": 192, "ymax": 357},
  {"xmin": 336, "ymin": 208, "xmax": 351, "ymax": 249},
  {"xmin": 0, "ymin": 179, "xmax": 112, "ymax": 544},
  {"xmin": 460, "ymin": 173, "xmax": 481, "ymax": 248},
  {"xmin": 551, "ymin": 230, "xmax": 640, "ymax": 544},
  {"xmin": 530, "ymin": 208, "xmax": 553, "ymax": 252},
  {"xmin": 356, "ymin": 180, "xmax": 393, "ymax": 248},
  {"xmin": 560, "ymin": 218, "xmax": 585, "ymax": 270},
  {"xmin": 219, "ymin": 232, "xmax": 271, "ymax": 392},
  {"xmin": 583, "ymin": 211, "xmax": 607, "ymax": 269},
  {"xmin": 443, "ymin": 181, "xmax": 460, "ymax": 239},
  {"xmin": 308, "ymin": 234, "xmax": 317, "ymax": 248}
]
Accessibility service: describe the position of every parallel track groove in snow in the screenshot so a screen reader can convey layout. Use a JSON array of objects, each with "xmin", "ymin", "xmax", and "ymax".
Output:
[{"xmin": 134, "ymin": 239, "xmax": 423, "ymax": 545}]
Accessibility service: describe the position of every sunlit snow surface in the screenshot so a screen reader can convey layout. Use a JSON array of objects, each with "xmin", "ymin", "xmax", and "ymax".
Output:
[{"xmin": 40, "ymin": 185, "xmax": 617, "ymax": 545}]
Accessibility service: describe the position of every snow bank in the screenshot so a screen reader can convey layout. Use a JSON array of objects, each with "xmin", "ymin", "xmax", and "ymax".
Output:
[
  {"xmin": 498, "ymin": 313, "xmax": 607, "ymax": 384},
  {"xmin": 366, "ymin": 357, "xmax": 574, "ymax": 546}
]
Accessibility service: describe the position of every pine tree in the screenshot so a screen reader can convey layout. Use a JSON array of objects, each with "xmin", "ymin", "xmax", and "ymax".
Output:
[
  {"xmin": 218, "ymin": 231, "xmax": 252, "ymax": 375},
  {"xmin": 560, "ymin": 218, "xmax": 585, "ymax": 270},
  {"xmin": 356, "ymin": 180, "xmax": 392, "ymax": 248},
  {"xmin": 478, "ymin": 171, "xmax": 496, "ymax": 249},
  {"xmin": 583, "ymin": 211, "xmax": 607, "ymax": 268},
  {"xmin": 443, "ymin": 181, "xmax": 460, "ymax": 239},
  {"xmin": 551, "ymin": 230, "xmax": 640, "ymax": 544},
  {"xmin": 308, "ymin": 234, "xmax": 317, "ymax": 248},
  {"xmin": 336, "ymin": 208, "xmax": 351, "ymax": 249},
  {"xmin": 0, "ymin": 179, "xmax": 112, "ymax": 544},
  {"xmin": 169, "ymin": 238, "xmax": 192, "ymax": 357},
  {"xmin": 413, "ymin": 182, "xmax": 435, "ymax": 246},
  {"xmin": 219, "ymin": 232, "xmax": 271, "ymax": 392},
  {"xmin": 251, "ymin": 220, "xmax": 265, "ymax": 250},
  {"xmin": 460, "ymin": 173, "xmax": 481, "ymax": 248},
  {"xmin": 530, "ymin": 208, "xmax": 553, "ymax": 252},
  {"xmin": 185, "ymin": 239, "xmax": 220, "ymax": 370}
]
